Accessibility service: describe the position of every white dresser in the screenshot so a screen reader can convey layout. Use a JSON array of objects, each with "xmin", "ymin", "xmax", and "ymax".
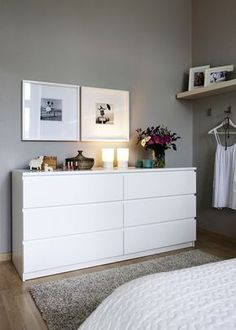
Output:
[{"xmin": 12, "ymin": 167, "xmax": 196, "ymax": 281}]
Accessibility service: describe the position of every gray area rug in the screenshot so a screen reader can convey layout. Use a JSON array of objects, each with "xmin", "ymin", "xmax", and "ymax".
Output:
[{"xmin": 30, "ymin": 249, "xmax": 221, "ymax": 330}]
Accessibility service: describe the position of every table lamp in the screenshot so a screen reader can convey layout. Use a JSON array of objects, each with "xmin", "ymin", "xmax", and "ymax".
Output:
[
  {"xmin": 117, "ymin": 148, "xmax": 129, "ymax": 168},
  {"xmin": 102, "ymin": 148, "xmax": 115, "ymax": 169}
]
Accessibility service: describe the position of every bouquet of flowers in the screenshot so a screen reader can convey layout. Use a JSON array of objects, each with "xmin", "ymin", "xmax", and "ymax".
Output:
[{"xmin": 136, "ymin": 125, "xmax": 180, "ymax": 167}]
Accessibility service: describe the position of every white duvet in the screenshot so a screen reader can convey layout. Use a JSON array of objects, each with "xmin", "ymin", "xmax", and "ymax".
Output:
[{"xmin": 80, "ymin": 258, "xmax": 236, "ymax": 330}]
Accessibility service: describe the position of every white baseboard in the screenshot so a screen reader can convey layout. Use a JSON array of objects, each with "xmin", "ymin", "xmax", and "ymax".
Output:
[{"xmin": 0, "ymin": 253, "xmax": 11, "ymax": 262}]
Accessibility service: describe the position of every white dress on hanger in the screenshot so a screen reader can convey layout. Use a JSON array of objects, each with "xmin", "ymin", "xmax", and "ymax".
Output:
[{"xmin": 213, "ymin": 129, "xmax": 236, "ymax": 210}]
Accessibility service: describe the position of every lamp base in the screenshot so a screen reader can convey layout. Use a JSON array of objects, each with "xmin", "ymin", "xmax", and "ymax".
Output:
[
  {"xmin": 117, "ymin": 160, "xmax": 128, "ymax": 169},
  {"xmin": 103, "ymin": 161, "xmax": 114, "ymax": 169}
]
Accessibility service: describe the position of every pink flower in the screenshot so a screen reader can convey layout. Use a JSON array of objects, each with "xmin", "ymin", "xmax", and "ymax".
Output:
[
  {"xmin": 153, "ymin": 136, "xmax": 161, "ymax": 144},
  {"xmin": 136, "ymin": 125, "xmax": 180, "ymax": 152},
  {"xmin": 147, "ymin": 137, "xmax": 155, "ymax": 145}
]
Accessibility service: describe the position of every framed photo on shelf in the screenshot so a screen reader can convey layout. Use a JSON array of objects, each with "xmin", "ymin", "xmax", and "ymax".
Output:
[
  {"xmin": 188, "ymin": 65, "xmax": 210, "ymax": 90},
  {"xmin": 204, "ymin": 65, "xmax": 234, "ymax": 86},
  {"xmin": 22, "ymin": 80, "xmax": 80, "ymax": 141},
  {"xmin": 81, "ymin": 86, "xmax": 129, "ymax": 141}
]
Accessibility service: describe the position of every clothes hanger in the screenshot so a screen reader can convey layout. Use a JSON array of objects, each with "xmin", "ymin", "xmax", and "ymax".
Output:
[
  {"xmin": 208, "ymin": 107, "xmax": 236, "ymax": 135},
  {"xmin": 208, "ymin": 118, "xmax": 236, "ymax": 134},
  {"xmin": 208, "ymin": 108, "xmax": 236, "ymax": 150}
]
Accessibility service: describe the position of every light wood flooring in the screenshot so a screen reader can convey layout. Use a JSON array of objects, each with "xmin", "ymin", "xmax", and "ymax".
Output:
[{"xmin": 0, "ymin": 229, "xmax": 236, "ymax": 330}]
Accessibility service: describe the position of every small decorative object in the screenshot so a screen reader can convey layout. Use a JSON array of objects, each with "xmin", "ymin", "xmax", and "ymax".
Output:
[
  {"xmin": 44, "ymin": 163, "xmax": 53, "ymax": 172},
  {"xmin": 204, "ymin": 65, "xmax": 234, "ymax": 86},
  {"xmin": 102, "ymin": 148, "xmax": 114, "ymax": 169},
  {"xmin": 136, "ymin": 126, "xmax": 180, "ymax": 168},
  {"xmin": 188, "ymin": 65, "xmax": 210, "ymax": 90},
  {"xmin": 135, "ymin": 159, "xmax": 143, "ymax": 168},
  {"xmin": 29, "ymin": 155, "xmax": 44, "ymax": 170},
  {"xmin": 117, "ymin": 148, "xmax": 129, "ymax": 169},
  {"xmin": 65, "ymin": 150, "xmax": 94, "ymax": 170},
  {"xmin": 81, "ymin": 86, "xmax": 129, "ymax": 141},
  {"xmin": 22, "ymin": 80, "xmax": 80, "ymax": 141},
  {"xmin": 142, "ymin": 159, "xmax": 153, "ymax": 168},
  {"xmin": 42, "ymin": 156, "xmax": 57, "ymax": 170}
]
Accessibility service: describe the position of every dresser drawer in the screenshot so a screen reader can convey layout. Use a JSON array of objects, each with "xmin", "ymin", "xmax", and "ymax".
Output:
[
  {"xmin": 23, "ymin": 173, "xmax": 123, "ymax": 208},
  {"xmin": 24, "ymin": 229, "xmax": 123, "ymax": 273},
  {"xmin": 124, "ymin": 195, "xmax": 196, "ymax": 227},
  {"xmin": 124, "ymin": 171, "xmax": 196, "ymax": 200},
  {"xmin": 124, "ymin": 219, "xmax": 196, "ymax": 254},
  {"xmin": 24, "ymin": 202, "xmax": 123, "ymax": 240}
]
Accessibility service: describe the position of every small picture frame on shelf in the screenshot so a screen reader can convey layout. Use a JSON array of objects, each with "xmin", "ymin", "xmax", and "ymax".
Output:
[
  {"xmin": 204, "ymin": 65, "xmax": 234, "ymax": 86},
  {"xmin": 188, "ymin": 65, "xmax": 210, "ymax": 90}
]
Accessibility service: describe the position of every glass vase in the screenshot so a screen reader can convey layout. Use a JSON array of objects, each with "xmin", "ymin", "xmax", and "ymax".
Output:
[{"xmin": 152, "ymin": 149, "xmax": 165, "ymax": 168}]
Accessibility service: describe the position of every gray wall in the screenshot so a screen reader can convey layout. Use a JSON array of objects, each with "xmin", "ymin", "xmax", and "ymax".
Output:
[
  {"xmin": 192, "ymin": 0, "xmax": 236, "ymax": 237},
  {"xmin": 0, "ymin": 0, "xmax": 192, "ymax": 253}
]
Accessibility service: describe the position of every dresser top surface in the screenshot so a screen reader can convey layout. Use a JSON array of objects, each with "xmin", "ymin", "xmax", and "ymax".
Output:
[{"xmin": 13, "ymin": 167, "xmax": 197, "ymax": 177}]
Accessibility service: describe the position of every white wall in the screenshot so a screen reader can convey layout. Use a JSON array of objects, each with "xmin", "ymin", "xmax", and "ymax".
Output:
[
  {"xmin": 192, "ymin": 0, "xmax": 236, "ymax": 237},
  {"xmin": 0, "ymin": 0, "xmax": 192, "ymax": 253}
]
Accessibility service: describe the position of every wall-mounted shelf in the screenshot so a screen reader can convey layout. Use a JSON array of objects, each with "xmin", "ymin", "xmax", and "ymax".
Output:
[{"xmin": 176, "ymin": 79, "xmax": 236, "ymax": 100}]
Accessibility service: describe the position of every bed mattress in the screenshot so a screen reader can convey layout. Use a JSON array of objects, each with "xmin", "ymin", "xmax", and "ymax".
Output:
[{"xmin": 80, "ymin": 257, "xmax": 236, "ymax": 329}]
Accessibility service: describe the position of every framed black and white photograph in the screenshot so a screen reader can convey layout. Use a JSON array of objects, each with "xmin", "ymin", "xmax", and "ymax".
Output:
[
  {"xmin": 188, "ymin": 65, "xmax": 210, "ymax": 90},
  {"xmin": 22, "ymin": 80, "xmax": 80, "ymax": 141},
  {"xmin": 96, "ymin": 103, "xmax": 114, "ymax": 125},
  {"xmin": 81, "ymin": 86, "xmax": 129, "ymax": 141},
  {"xmin": 40, "ymin": 98, "xmax": 62, "ymax": 121},
  {"xmin": 204, "ymin": 65, "xmax": 234, "ymax": 86}
]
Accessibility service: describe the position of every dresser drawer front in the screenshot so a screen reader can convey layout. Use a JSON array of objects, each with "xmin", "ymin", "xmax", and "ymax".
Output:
[
  {"xmin": 24, "ymin": 230, "xmax": 123, "ymax": 272},
  {"xmin": 24, "ymin": 202, "xmax": 123, "ymax": 240},
  {"xmin": 124, "ymin": 171, "xmax": 196, "ymax": 199},
  {"xmin": 124, "ymin": 195, "xmax": 196, "ymax": 227},
  {"xmin": 23, "ymin": 174, "xmax": 123, "ymax": 208},
  {"xmin": 124, "ymin": 219, "xmax": 196, "ymax": 254}
]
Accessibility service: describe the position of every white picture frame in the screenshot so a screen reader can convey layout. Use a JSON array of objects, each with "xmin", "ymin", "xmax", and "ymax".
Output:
[
  {"xmin": 22, "ymin": 80, "xmax": 80, "ymax": 141},
  {"xmin": 204, "ymin": 65, "xmax": 234, "ymax": 86},
  {"xmin": 81, "ymin": 86, "xmax": 129, "ymax": 141},
  {"xmin": 188, "ymin": 65, "xmax": 210, "ymax": 90}
]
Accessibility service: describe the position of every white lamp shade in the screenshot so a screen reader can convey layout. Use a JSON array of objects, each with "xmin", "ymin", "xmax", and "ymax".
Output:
[
  {"xmin": 117, "ymin": 148, "xmax": 129, "ymax": 168},
  {"xmin": 102, "ymin": 148, "xmax": 114, "ymax": 169}
]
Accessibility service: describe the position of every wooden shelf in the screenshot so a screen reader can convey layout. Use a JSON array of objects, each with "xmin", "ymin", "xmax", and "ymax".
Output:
[{"xmin": 176, "ymin": 79, "xmax": 236, "ymax": 100}]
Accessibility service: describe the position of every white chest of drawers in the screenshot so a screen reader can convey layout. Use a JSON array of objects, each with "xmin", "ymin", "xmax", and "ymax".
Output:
[{"xmin": 12, "ymin": 167, "xmax": 196, "ymax": 281}]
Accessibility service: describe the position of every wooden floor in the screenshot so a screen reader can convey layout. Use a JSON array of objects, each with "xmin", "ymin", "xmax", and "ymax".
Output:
[{"xmin": 0, "ymin": 230, "xmax": 236, "ymax": 330}]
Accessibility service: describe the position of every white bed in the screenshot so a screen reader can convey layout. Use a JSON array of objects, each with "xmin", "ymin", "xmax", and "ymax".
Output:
[{"xmin": 80, "ymin": 258, "xmax": 236, "ymax": 330}]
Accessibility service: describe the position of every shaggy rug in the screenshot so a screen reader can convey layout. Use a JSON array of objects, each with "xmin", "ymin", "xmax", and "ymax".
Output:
[{"xmin": 30, "ymin": 249, "xmax": 221, "ymax": 330}]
